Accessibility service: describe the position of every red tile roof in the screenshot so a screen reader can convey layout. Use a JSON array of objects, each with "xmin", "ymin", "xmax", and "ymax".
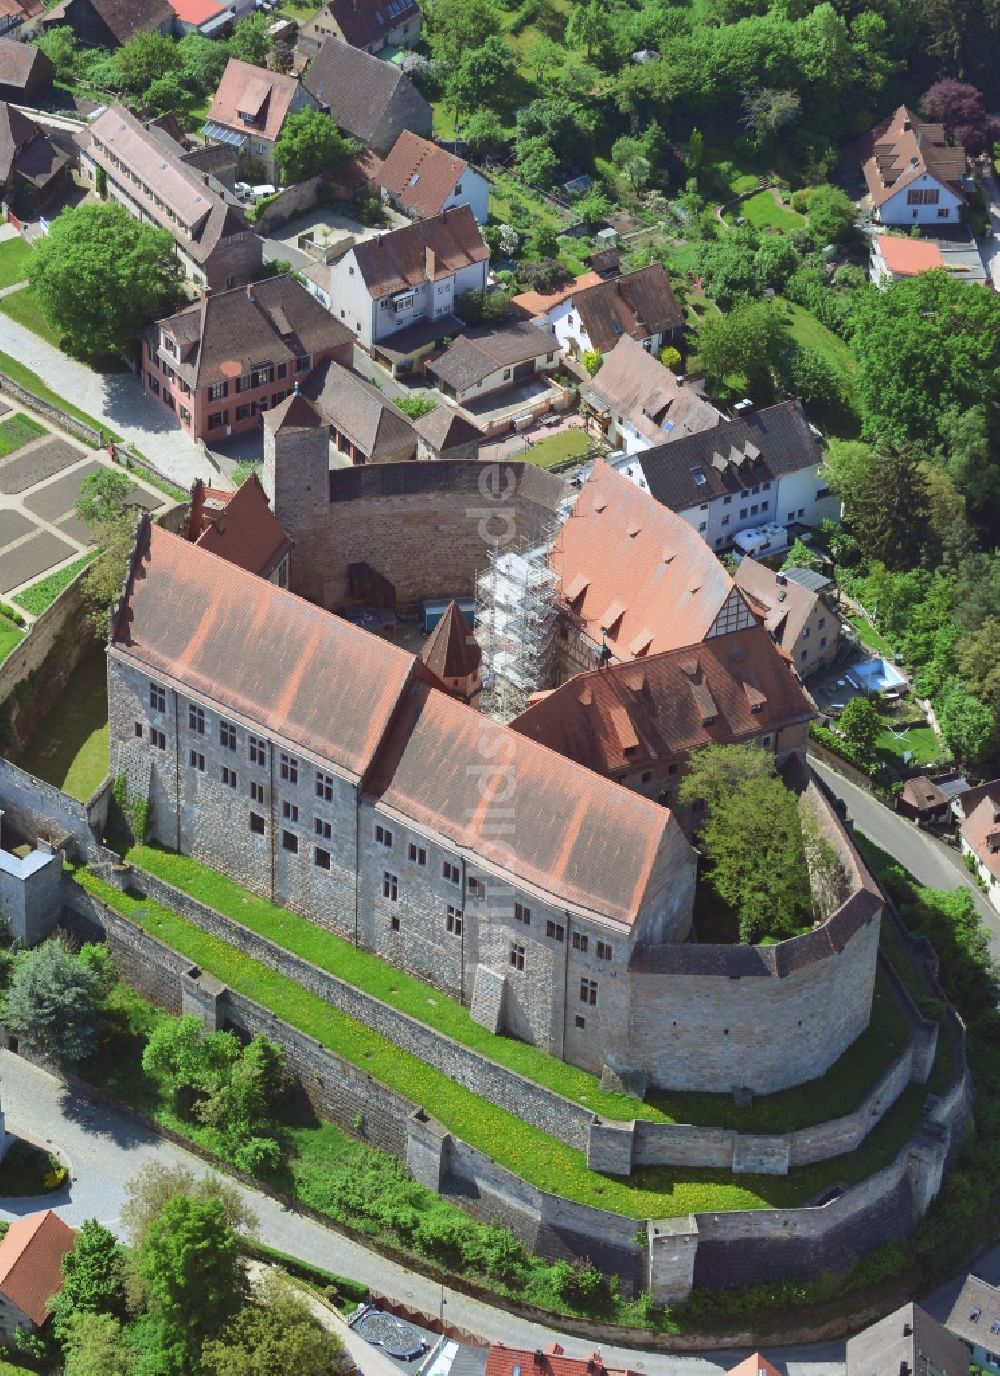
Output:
[
  {"xmin": 875, "ymin": 235, "xmax": 945, "ymax": 276},
  {"xmin": 208, "ymin": 59, "xmax": 301, "ymax": 144},
  {"xmin": 510, "ymin": 626, "xmax": 815, "ymax": 776},
  {"xmin": 112, "ymin": 521, "xmax": 423, "ymax": 783},
  {"xmin": 551, "ymin": 460, "xmax": 743, "ymax": 661},
  {"xmin": 379, "ymin": 129, "xmax": 468, "ymax": 218},
  {"xmin": 727, "ymin": 1354, "xmax": 783, "ymax": 1376},
  {"xmin": 860, "ymin": 104, "xmax": 967, "ymax": 208},
  {"xmin": 486, "ymin": 1345, "xmax": 638, "ymax": 1376},
  {"xmin": 188, "ymin": 473, "xmax": 293, "ymax": 579},
  {"xmin": 420, "ymin": 600, "xmax": 480, "ymax": 680},
  {"xmin": 0, "ymin": 1210, "xmax": 75, "ymax": 1328},
  {"xmin": 962, "ymin": 793, "xmax": 1000, "ymax": 881},
  {"xmin": 367, "ymin": 679, "xmax": 687, "ymax": 927},
  {"xmin": 511, "ymin": 271, "xmax": 602, "ymax": 318},
  {"xmin": 167, "ymin": 0, "xmax": 226, "ymax": 22}
]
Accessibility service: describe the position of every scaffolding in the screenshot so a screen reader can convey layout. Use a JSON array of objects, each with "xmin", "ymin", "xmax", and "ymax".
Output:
[{"xmin": 475, "ymin": 536, "xmax": 561, "ymax": 722}]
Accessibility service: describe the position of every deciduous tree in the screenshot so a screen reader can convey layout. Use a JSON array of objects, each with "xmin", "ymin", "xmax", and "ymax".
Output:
[
  {"xmin": 122, "ymin": 1164, "xmax": 257, "ymax": 1253},
  {"xmin": 839, "ymin": 695, "xmax": 882, "ymax": 758},
  {"xmin": 202, "ymin": 1271, "xmax": 350, "ymax": 1376},
  {"xmin": 62, "ymin": 1313, "xmax": 135, "ymax": 1376},
  {"xmin": 274, "ymin": 109, "xmax": 348, "ymax": 183},
  {"xmin": 921, "ymin": 79, "xmax": 1000, "ymax": 155},
  {"xmin": 806, "ymin": 183, "xmax": 856, "ymax": 244},
  {"xmin": 697, "ymin": 299, "xmax": 791, "ymax": 397},
  {"xmin": 3, "ymin": 939, "xmax": 104, "ymax": 1065}
]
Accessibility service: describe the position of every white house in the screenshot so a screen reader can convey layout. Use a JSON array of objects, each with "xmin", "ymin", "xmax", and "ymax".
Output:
[
  {"xmin": 377, "ymin": 130, "xmax": 489, "ymax": 224},
  {"xmin": 861, "ymin": 105, "xmax": 966, "ymax": 227},
  {"xmin": 324, "ymin": 204, "xmax": 489, "ymax": 373},
  {"xmin": 960, "ymin": 788, "xmax": 1000, "ymax": 915},
  {"xmin": 532, "ymin": 264, "xmax": 684, "ymax": 361},
  {"xmin": 584, "ymin": 335, "xmax": 722, "ymax": 455},
  {"xmin": 617, "ymin": 400, "xmax": 838, "ymax": 557},
  {"xmin": 947, "ymin": 1274, "xmax": 1000, "ymax": 1373}
]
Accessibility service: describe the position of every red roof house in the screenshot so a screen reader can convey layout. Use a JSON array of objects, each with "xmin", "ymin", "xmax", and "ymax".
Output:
[{"xmin": 0, "ymin": 1210, "xmax": 76, "ymax": 1336}]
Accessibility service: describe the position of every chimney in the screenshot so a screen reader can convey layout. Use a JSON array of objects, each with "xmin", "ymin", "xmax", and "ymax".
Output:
[
  {"xmin": 425, "ymin": 245, "xmax": 436, "ymax": 279},
  {"xmin": 246, "ymin": 283, "xmax": 255, "ymax": 302},
  {"xmin": 902, "ymin": 116, "xmax": 912, "ymax": 131}
]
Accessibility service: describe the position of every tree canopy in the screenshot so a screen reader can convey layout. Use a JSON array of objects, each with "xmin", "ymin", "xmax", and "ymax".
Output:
[
  {"xmin": 3, "ymin": 939, "xmax": 105, "ymax": 1065},
  {"xmin": 201, "ymin": 1271, "xmax": 350, "ymax": 1376},
  {"xmin": 274, "ymin": 109, "xmax": 350, "ymax": 183}
]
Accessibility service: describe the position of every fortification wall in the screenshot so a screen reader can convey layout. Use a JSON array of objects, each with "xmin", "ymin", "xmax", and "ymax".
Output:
[{"xmin": 0, "ymin": 757, "xmax": 104, "ymax": 861}]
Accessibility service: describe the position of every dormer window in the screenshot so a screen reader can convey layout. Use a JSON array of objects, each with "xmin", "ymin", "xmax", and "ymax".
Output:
[{"xmin": 239, "ymin": 110, "xmax": 254, "ymax": 124}]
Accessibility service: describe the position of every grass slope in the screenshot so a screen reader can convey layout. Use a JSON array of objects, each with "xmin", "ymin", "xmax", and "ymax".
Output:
[
  {"xmin": 0, "ymin": 285, "xmax": 63, "ymax": 349},
  {"xmin": 0, "ymin": 235, "xmax": 33, "ymax": 291},
  {"xmin": 0, "ymin": 614, "xmax": 24, "ymax": 663},
  {"xmin": 13, "ymin": 551, "xmax": 98, "ymax": 617},
  {"xmin": 17, "ymin": 647, "xmax": 108, "ymax": 801},
  {"xmin": 737, "ymin": 190, "xmax": 805, "ymax": 232}
]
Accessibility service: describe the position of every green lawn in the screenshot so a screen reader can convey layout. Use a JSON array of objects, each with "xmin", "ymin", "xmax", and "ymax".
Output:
[
  {"xmin": 848, "ymin": 614, "xmax": 894, "ymax": 658},
  {"xmin": 737, "ymin": 190, "xmax": 805, "ymax": 232},
  {"xmin": 127, "ymin": 842, "xmax": 919, "ymax": 1136},
  {"xmin": 13, "ymin": 552, "xmax": 98, "ymax": 617},
  {"xmin": 523, "ymin": 428, "xmax": 592, "ymax": 468},
  {"xmin": 488, "ymin": 171, "xmax": 566, "ymax": 233},
  {"xmin": 17, "ymin": 647, "xmax": 109, "ymax": 802},
  {"xmin": 74, "ymin": 862, "xmax": 941, "ymax": 1217},
  {"xmin": 0, "ymin": 613, "xmax": 25, "ymax": 663},
  {"xmin": 0, "ymin": 348, "xmax": 121, "ymax": 444},
  {"xmin": 779, "ymin": 297, "xmax": 858, "ymax": 379},
  {"xmin": 0, "ymin": 285, "xmax": 62, "ymax": 348},
  {"xmin": 876, "ymin": 725, "xmax": 943, "ymax": 768},
  {"xmin": 0, "ymin": 411, "xmax": 45, "ymax": 457},
  {"xmin": 0, "ymin": 235, "xmax": 33, "ymax": 291}
]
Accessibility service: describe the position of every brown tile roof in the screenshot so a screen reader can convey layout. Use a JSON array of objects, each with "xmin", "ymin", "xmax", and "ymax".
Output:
[
  {"xmin": 946, "ymin": 1275, "xmax": 1000, "ymax": 1350},
  {"xmin": 0, "ymin": 1210, "xmax": 75, "ymax": 1328},
  {"xmin": 427, "ymin": 322, "xmax": 557, "ymax": 392},
  {"xmin": 304, "ymin": 37, "xmax": 431, "ymax": 149},
  {"xmin": 145, "ymin": 276, "xmax": 352, "ymax": 390},
  {"xmin": 0, "ymin": 102, "xmax": 65, "ymax": 188},
  {"xmin": 860, "ymin": 104, "xmax": 967, "ymax": 208},
  {"xmin": 571, "ymin": 265, "xmax": 683, "ymax": 353},
  {"xmin": 847, "ymin": 1303, "xmax": 969, "ymax": 1376},
  {"xmin": 302, "ymin": 357, "xmax": 416, "ymax": 460},
  {"xmin": 188, "ymin": 473, "xmax": 293, "ymax": 579},
  {"xmin": 350, "ymin": 204, "xmax": 487, "ymax": 298},
  {"xmin": 208, "ymin": 59, "xmax": 302, "ymax": 144},
  {"xmin": 510, "ymin": 270, "xmax": 602, "ymax": 318},
  {"xmin": 317, "ymin": 0, "xmax": 420, "ymax": 50},
  {"xmin": 412, "ymin": 404, "xmax": 480, "ymax": 452},
  {"xmin": 962, "ymin": 793, "xmax": 1000, "ymax": 882},
  {"xmin": 55, "ymin": 0, "xmax": 174, "ymax": 44},
  {"xmin": 734, "ymin": 558, "xmax": 819, "ymax": 657},
  {"xmin": 0, "ymin": 0, "xmax": 43, "ymax": 24},
  {"xmin": 550, "ymin": 460, "xmax": 741, "ymax": 661},
  {"xmin": 586, "ymin": 335, "xmax": 722, "ymax": 446},
  {"xmin": 420, "ymin": 600, "xmax": 480, "ymax": 680},
  {"xmin": 899, "ymin": 775, "xmax": 949, "ymax": 812},
  {"xmin": 379, "ymin": 130, "xmax": 467, "ymax": 218},
  {"xmin": 265, "ymin": 390, "xmax": 325, "ymax": 433},
  {"xmin": 487, "ymin": 1348, "xmax": 638, "ymax": 1376},
  {"xmin": 112, "ymin": 521, "xmax": 422, "ymax": 782},
  {"xmin": 510, "ymin": 626, "xmax": 815, "ymax": 777},
  {"xmin": 0, "ymin": 36, "xmax": 49, "ymax": 88},
  {"xmin": 367, "ymin": 678, "xmax": 686, "ymax": 927}
]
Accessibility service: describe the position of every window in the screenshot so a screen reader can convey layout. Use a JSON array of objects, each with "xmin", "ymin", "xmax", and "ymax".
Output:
[
  {"xmin": 740, "ymin": 507, "xmax": 748, "ymax": 519},
  {"xmin": 189, "ymin": 705, "xmax": 205, "ymax": 734},
  {"xmin": 446, "ymin": 905, "xmax": 463, "ymax": 935},
  {"xmin": 209, "ymin": 382, "xmax": 227, "ymax": 402},
  {"xmin": 723, "ymin": 495, "xmax": 732, "ymax": 505},
  {"xmin": 148, "ymin": 373, "xmax": 160, "ymax": 395},
  {"xmin": 189, "ymin": 750, "xmax": 205, "ymax": 771},
  {"xmin": 221, "ymin": 766, "xmax": 237, "ymax": 789},
  {"xmin": 762, "ymin": 735, "xmax": 773, "ymax": 748},
  {"xmin": 818, "ymin": 617, "xmax": 826, "ymax": 629},
  {"xmin": 800, "ymin": 649, "xmax": 808, "ymax": 662},
  {"xmin": 763, "ymin": 481, "xmax": 771, "ymax": 491},
  {"xmin": 391, "ymin": 914, "xmax": 400, "ymax": 931},
  {"xmin": 787, "ymin": 511, "xmax": 795, "ymax": 521},
  {"xmin": 249, "ymin": 735, "xmax": 267, "ymax": 766},
  {"xmin": 252, "ymin": 367, "xmax": 273, "ymax": 388},
  {"xmin": 580, "ymin": 977, "xmax": 598, "ymax": 1006},
  {"xmin": 235, "ymin": 402, "xmax": 256, "ymax": 421},
  {"xmin": 296, "ymin": 356, "xmax": 309, "ymax": 372},
  {"xmin": 280, "ymin": 753, "xmax": 298, "ymax": 784},
  {"xmin": 641, "ymin": 770, "xmax": 652, "ymax": 783},
  {"xmin": 937, "ymin": 206, "xmax": 949, "ymax": 217},
  {"xmin": 468, "ymin": 876, "xmax": 485, "ymax": 898},
  {"xmin": 149, "ymin": 682, "xmax": 166, "ymax": 713},
  {"xmin": 797, "ymin": 508, "xmax": 805, "ymax": 517},
  {"xmin": 315, "ymin": 770, "xmax": 334, "ymax": 801},
  {"xmin": 514, "ymin": 902, "xmax": 531, "ymax": 925},
  {"xmin": 383, "ymin": 872, "xmax": 398, "ymax": 901},
  {"xmin": 376, "ymin": 825, "xmax": 392, "ymax": 847},
  {"xmin": 907, "ymin": 187, "xmax": 940, "ymax": 205},
  {"xmin": 668, "ymin": 762, "xmax": 678, "ymax": 775},
  {"xmin": 751, "ymin": 485, "xmax": 760, "ymax": 496},
  {"xmin": 282, "ymin": 830, "xmax": 298, "ymax": 853},
  {"xmin": 282, "ymin": 801, "xmax": 299, "ymax": 822},
  {"xmin": 802, "ymin": 627, "xmax": 810, "ymax": 640},
  {"xmin": 509, "ymin": 942, "xmax": 525, "ymax": 971},
  {"xmin": 597, "ymin": 941, "xmax": 613, "ymax": 961},
  {"xmin": 150, "ymin": 728, "xmax": 166, "ymax": 750},
  {"xmin": 179, "ymin": 405, "xmax": 191, "ymax": 425},
  {"xmin": 442, "ymin": 860, "xmax": 460, "ymax": 885},
  {"xmin": 315, "ymin": 817, "xmax": 332, "ymax": 839},
  {"xmin": 546, "ymin": 920, "xmax": 565, "ymax": 942},
  {"xmin": 220, "ymin": 721, "xmax": 237, "ymax": 750},
  {"xmin": 134, "ymin": 722, "xmax": 143, "ymax": 739},
  {"xmin": 277, "ymin": 363, "xmax": 288, "ymax": 380},
  {"xmin": 314, "ymin": 846, "xmax": 331, "ymax": 869},
  {"xmin": 761, "ymin": 501, "xmax": 768, "ymax": 512},
  {"xmin": 208, "ymin": 411, "xmax": 227, "ymax": 430},
  {"xmin": 750, "ymin": 504, "xmax": 759, "ymax": 516},
  {"xmin": 250, "ymin": 812, "xmax": 266, "ymax": 834},
  {"xmin": 250, "ymin": 781, "xmax": 265, "ymax": 804},
  {"xmin": 575, "ymin": 1015, "xmax": 585, "ymax": 1029},
  {"xmin": 408, "ymin": 842, "xmax": 426, "ymax": 866},
  {"xmin": 572, "ymin": 932, "xmax": 589, "ymax": 953},
  {"xmin": 820, "ymin": 636, "xmax": 827, "ymax": 648},
  {"xmin": 698, "ymin": 521, "xmax": 707, "ymax": 532}
]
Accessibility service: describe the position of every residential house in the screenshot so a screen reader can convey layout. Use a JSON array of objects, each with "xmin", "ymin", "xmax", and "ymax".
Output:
[
  {"xmin": 846, "ymin": 1302, "xmax": 969, "ymax": 1376},
  {"xmin": 869, "ymin": 230, "xmax": 987, "ymax": 286},
  {"xmin": 585, "ymin": 335, "xmax": 722, "ymax": 456},
  {"xmin": 0, "ymin": 0, "xmax": 43, "ymax": 39},
  {"xmin": 187, "ymin": 474, "xmax": 293, "ymax": 585},
  {"xmin": 860, "ymin": 104, "xmax": 967, "ymax": 227},
  {"xmin": 378, "ymin": 130, "xmax": 488, "ymax": 224},
  {"xmin": 167, "ymin": 0, "xmax": 237, "ymax": 38},
  {"xmin": 412, "ymin": 404, "xmax": 480, "ymax": 461},
  {"xmin": 897, "ymin": 775, "xmax": 951, "ymax": 826},
  {"xmin": 427, "ymin": 322, "xmax": 559, "ymax": 405},
  {"xmin": 509, "ymin": 623, "xmax": 816, "ymax": 813},
  {"xmin": 204, "ymin": 59, "xmax": 318, "ymax": 182},
  {"xmin": 486, "ymin": 1347, "xmax": 639, "ymax": 1376},
  {"xmin": 41, "ymin": 0, "xmax": 173, "ymax": 47},
  {"xmin": 0, "ymin": 1211, "xmax": 76, "ymax": 1342},
  {"xmin": 537, "ymin": 265, "xmax": 684, "ymax": 362},
  {"xmin": 727, "ymin": 1358, "xmax": 783, "ymax": 1376},
  {"xmin": 947, "ymin": 1275, "xmax": 1000, "ymax": 1373},
  {"xmin": 734, "ymin": 557, "xmax": 841, "ymax": 676},
  {"xmin": 303, "ymin": 37, "xmax": 432, "ymax": 156},
  {"xmin": 302, "ymin": 356, "xmax": 417, "ymax": 463},
  {"xmin": 550, "ymin": 459, "xmax": 757, "ymax": 677},
  {"xmin": 0, "ymin": 36, "xmax": 51, "ymax": 103},
  {"xmin": 298, "ymin": 0, "xmax": 421, "ymax": 57},
  {"xmin": 510, "ymin": 269, "xmax": 602, "ymax": 320},
  {"xmin": 419, "ymin": 598, "xmax": 481, "ymax": 704},
  {"xmin": 960, "ymin": 788, "xmax": 1000, "ymax": 915},
  {"xmin": 325, "ymin": 205, "xmax": 488, "ymax": 372},
  {"xmin": 80, "ymin": 103, "xmax": 262, "ymax": 292},
  {"xmin": 618, "ymin": 400, "xmax": 836, "ymax": 556},
  {"xmin": 139, "ymin": 275, "xmax": 354, "ymax": 442},
  {"xmin": 0, "ymin": 103, "xmax": 67, "ymax": 212}
]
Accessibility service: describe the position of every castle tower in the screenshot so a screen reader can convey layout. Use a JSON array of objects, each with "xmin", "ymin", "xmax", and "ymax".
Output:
[
  {"xmin": 420, "ymin": 600, "xmax": 482, "ymax": 705},
  {"xmin": 261, "ymin": 391, "xmax": 329, "ymax": 536}
]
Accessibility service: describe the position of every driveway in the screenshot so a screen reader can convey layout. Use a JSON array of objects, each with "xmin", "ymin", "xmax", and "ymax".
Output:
[{"xmin": 977, "ymin": 165, "xmax": 1000, "ymax": 288}]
